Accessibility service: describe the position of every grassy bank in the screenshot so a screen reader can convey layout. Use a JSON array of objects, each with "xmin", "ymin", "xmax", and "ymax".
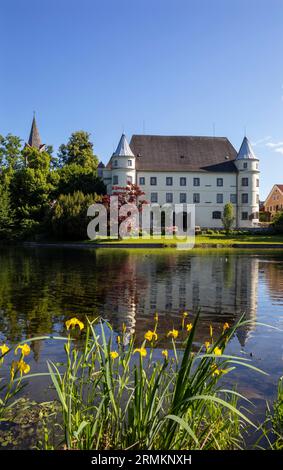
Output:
[{"xmin": 83, "ymin": 233, "xmax": 283, "ymax": 247}]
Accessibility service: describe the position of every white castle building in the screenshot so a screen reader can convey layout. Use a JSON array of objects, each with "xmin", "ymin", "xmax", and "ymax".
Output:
[{"xmin": 100, "ymin": 134, "xmax": 260, "ymax": 228}]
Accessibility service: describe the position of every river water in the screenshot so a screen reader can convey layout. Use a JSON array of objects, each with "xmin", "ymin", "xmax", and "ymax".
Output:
[{"xmin": 0, "ymin": 246, "xmax": 282, "ymax": 425}]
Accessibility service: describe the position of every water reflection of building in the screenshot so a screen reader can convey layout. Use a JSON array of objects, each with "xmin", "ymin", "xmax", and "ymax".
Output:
[
  {"xmin": 99, "ymin": 253, "xmax": 259, "ymax": 348},
  {"xmin": 0, "ymin": 248, "xmax": 260, "ymax": 355}
]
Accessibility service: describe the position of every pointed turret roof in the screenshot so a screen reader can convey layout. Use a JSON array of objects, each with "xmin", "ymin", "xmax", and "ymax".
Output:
[
  {"xmin": 112, "ymin": 134, "xmax": 134, "ymax": 157},
  {"xmin": 28, "ymin": 115, "xmax": 43, "ymax": 149},
  {"xmin": 236, "ymin": 136, "xmax": 257, "ymax": 160}
]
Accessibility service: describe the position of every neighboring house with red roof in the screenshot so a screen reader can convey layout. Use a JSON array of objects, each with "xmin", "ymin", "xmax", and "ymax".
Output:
[{"xmin": 264, "ymin": 184, "xmax": 283, "ymax": 217}]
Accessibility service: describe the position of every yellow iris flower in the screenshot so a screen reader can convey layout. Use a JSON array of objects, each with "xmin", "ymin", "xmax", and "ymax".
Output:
[
  {"xmin": 204, "ymin": 341, "xmax": 210, "ymax": 351},
  {"xmin": 15, "ymin": 343, "xmax": 31, "ymax": 357},
  {"xmin": 186, "ymin": 323, "xmax": 193, "ymax": 333},
  {"xmin": 134, "ymin": 347, "xmax": 147, "ymax": 357},
  {"xmin": 162, "ymin": 350, "xmax": 168, "ymax": 360},
  {"xmin": 0, "ymin": 344, "xmax": 9, "ymax": 355},
  {"xmin": 18, "ymin": 360, "xmax": 31, "ymax": 375},
  {"xmin": 110, "ymin": 351, "xmax": 119, "ymax": 359},
  {"xmin": 223, "ymin": 322, "xmax": 230, "ymax": 332},
  {"xmin": 10, "ymin": 359, "xmax": 30, "ymax": 379},
  {"xmin": 65, "ymin": 317, "xmax": 84, "ymax": 331},
  {"xmin": 167, "ymin": 329, "xmax": 179, "ymax": 339},
  {"xmin": 144, "ymin": 330, "xmax": 158, "ymax": 342},
  {"xmin": 211, "ymin": 364, "xmax": 228, "ymax": 377},
  {"xmin": 213, "ymin": 347, "xmax": 222, "ymax": 356}
]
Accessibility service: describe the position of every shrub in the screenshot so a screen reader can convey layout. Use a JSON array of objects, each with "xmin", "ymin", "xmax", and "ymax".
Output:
[
  {"xmin": 272, "ymin": 212, "xmax": 283, "ymax": 234},
  {"xmin": 50, "ymin": 191, "xmax": 101, "ymax": 240},
  {"xmin": 222, "ymin": 203, "xmax": 235, "ymax": 234}
]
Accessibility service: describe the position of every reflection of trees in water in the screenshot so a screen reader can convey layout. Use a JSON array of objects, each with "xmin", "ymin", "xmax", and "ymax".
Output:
[
  {"xmin": 0, "ymin": 249, "xmax": 262, "ymax": 357},
  {"xmin": 260, "ymin": 259, "xmax": 283, "ymax": 299},
  {"xmin": 0, "ymin": 247, "xmax": 105, "ymax": 342}
]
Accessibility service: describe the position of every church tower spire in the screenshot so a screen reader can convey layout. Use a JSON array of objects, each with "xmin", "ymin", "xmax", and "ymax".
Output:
[{"xmin": 26, "ymin": 114, "xmax": 45, "ymax": 151}]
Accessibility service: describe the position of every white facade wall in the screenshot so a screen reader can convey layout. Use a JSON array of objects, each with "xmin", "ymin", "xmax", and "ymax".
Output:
[
  {"xmin": 136, "ymin": 170, "xmax": 238, "ymax": 228},
  {"xmin": 102, "ymin": 151, "xmax": 260, "ymax": 229}
]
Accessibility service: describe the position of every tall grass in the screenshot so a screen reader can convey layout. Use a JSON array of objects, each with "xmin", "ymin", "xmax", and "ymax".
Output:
[
  {"xmin": 44, "ymin": 312, "xmax": 266, "ymax": 450},
  {"xmin": 257, "ymin": 376, "xmax": 283, "ymax": 450}
]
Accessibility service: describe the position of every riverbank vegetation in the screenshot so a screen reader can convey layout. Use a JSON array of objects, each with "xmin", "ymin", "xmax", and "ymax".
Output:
[
  {"xmin": 88, "ymin": 232, "xmax": 283, "ymax": 247},
  {"xmin": 0, "ymin": 312, "xmax": 282, "ymax": 450},
  {"xmin": 0, "ymin": 131, "xmax": 106, "ymax": 241},
  {"xmin": 1, "ymin": 131, "xmax": 283, "ymax": 243}
]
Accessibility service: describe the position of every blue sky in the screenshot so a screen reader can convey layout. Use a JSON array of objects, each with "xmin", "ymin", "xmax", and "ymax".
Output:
[{"xmin": 1, "ymin": 0, "xmax": 283, "ymax": 198}]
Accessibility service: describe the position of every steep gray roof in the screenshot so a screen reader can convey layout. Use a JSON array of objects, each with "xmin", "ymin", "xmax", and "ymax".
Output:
[
  {"xmin": 28, "ymin": 116, "xmax": 43, "ymax": 149},
  {"xmin": 236, "ymin": 136, "xmax": 257, "ymax": 160},
  {"xmin": 130, "ymin": 135, "xmax": 237, "ymax": 172},
  {"xmin": 113, "ymin": 134, "xmax": 134, "ymax": 157}
]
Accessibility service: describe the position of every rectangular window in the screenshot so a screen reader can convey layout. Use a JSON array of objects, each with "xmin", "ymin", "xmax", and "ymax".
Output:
[
  {"xmin": 212, "ymin": 211, "xmax": 221, "ymax": 219},
  {"xmin": 193, "ymin": 193, "xmax": 200, "ymax": 203},
  {"xmin": 243, "ymin": 162, "xmax": 248, "ymax": 169},
  {"xmin": 166, "ymin": 193, "xmax": 173, "ymax": 203},
  {"xmin": 216, "ymin": 194, "xmax": 223, "ymax": 203},
  {"xmin": 114, "ymin": 160, "xmax": 118, "ymax": 167},
  {"xmin": 166, "ymin": 177, "xmax": 173, "ymax": 186},
  {"xmin": 150, "ymin": 177, "xmax": 157, "ymax": 186},
  {"xmin": 256, "ymin": 194, "xmax": 259, "ymax": 204},
  {"xmin": 242, "ymin": 177, "xmax": 249, "ymax": 187},
  {"xmin": 180, "ymin": 177, "xmax": 187, "ymax": 186},
  {"xmin": 151, "ymin": 192, "xmax": 158, "ymax": 203},
  {"xmin": 127, "ymin": 175, "xmax": 133, "ymax": 184},
  {"xmin": 256, "ymin": 179, "xmax": 259, "ymax": 187},
  {"xmin": 193, "ymin": 177, "xmax": 200, "ymax": 186},
  {"xmin": 242, "ymin": 193, "xmax": 248, "ymax": 204},
  {"xmin": 139, "ymin": 177, "xmax": 145, "ymax": 185},
  {"xmin": 180, "ymin": 193, "xmax": 187, "ymax": 203},
  {"xmin": 230, "ymin": 194, "xmax": 237, "ymax": 204},
  {"xmin": 217, "ymin": 178, "xmax": 223, "ymax": 187},
  {"xmin": 113, "ymin": 175, "xmax": 118, "ymax": 184},
  {"xmin": 241, "ymin": 212, "xmax": 248, "ymax": 220},
  {"xmin": 128, "ymin": 160, "xmax": 132, "ymax": 167}
]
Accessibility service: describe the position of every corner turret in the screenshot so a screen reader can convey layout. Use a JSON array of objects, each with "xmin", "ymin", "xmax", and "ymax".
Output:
[{"xmin": 234, "ymin": 137, "xmax": 260, "ymax": 227}]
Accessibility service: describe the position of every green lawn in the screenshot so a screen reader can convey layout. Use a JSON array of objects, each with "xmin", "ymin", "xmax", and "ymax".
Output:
[
  {"xmin": 85, "ymin": 233, "xmax": 283, "ymax": 246},
  {"xmin": 195, "ymin": 233, "xmax": 283, "ymax": 245}
]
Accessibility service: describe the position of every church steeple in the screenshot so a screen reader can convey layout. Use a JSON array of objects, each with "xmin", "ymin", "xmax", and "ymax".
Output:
[{"xmin": 27, "ymin": 114, "xmax": 45, "ymax": 151}]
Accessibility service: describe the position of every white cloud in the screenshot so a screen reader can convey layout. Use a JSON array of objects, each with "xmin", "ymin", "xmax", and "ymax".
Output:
[
  {"xmin": 251, "ymin": 136, "xmax": 271, "ymax": 146},
  {"xmin": 265, "ymin": 139, "xmax": 283, "ymax": 155},
  {"xmin": 266, "ymin": 141, "xmax": 283, "ymax": 148}
]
